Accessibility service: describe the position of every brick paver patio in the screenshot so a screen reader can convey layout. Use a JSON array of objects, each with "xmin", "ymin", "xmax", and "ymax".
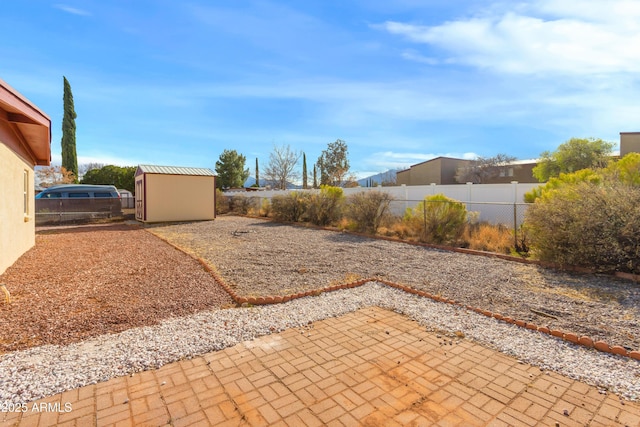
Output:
[{"xmin": 2, "ymin": 306, "xmax": 639, "ymax": 426}]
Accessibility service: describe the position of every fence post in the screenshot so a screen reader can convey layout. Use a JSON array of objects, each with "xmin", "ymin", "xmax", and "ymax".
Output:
[
  {"xmin": 402, "ymin": 184, "xmax": 408, "ymax": 212},
  {"xmin": 513, "ymin": 203, "xmax": 518, "ymax": 250},
  {"xmin": 512, "ymin": 181, "xmax": 519, "ymax": 251},
  {"xmin": 422, "ymin": 201, "xmax": 427, "ymax": 241}
]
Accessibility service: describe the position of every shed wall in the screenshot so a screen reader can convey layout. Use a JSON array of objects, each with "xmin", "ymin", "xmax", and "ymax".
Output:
[{"xmin": 143, "ymin": 174, "xmax": 215, "ymax": 222}]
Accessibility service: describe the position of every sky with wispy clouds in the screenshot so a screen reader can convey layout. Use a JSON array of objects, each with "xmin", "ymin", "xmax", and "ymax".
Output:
[{"xmin": 2, "ymin": 0, "xmax": 638, "ymax": 178}]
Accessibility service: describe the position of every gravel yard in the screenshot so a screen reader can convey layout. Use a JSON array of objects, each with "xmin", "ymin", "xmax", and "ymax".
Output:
[
  {"xmin": 149, "ymin": 216, "xmax": 640, "ymax": 352},
  {"xmin": 1, "ymin": 216, "xmax": 640, "ymax": 404}
]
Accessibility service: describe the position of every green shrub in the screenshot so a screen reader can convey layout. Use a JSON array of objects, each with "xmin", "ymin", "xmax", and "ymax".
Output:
[
  {"xmin": 404, "ymin": 194, "xmax": 467, "ymax": 244},
  {"xmin": 345, "ymin": 190, "xmax": 394, "ymax": 233},
  {"xmin": 524, "ymin": 169, "xmax": 602, "ymax": 203},
  {"xmin": 525, "ymin": 181, "xmax": 640, "ymax": 273},
  {"xmin": 271, "ymin": 192, "xmax": 309, "ymax": 222},
  {"xmin": 306, "ymin": 186, "xmax": 344, "ymax": 226},
  {"xmin": 605, "ymin": 152, "xmax": 640, "ymax": 186}
]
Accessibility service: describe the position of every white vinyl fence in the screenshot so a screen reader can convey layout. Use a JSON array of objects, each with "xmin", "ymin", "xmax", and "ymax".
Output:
[{"xmin": 226, "ymin": 182, "xmax": 540, "ymax": 227}]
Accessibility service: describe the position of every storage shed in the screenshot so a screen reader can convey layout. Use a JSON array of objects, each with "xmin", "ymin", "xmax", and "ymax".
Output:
[{"xmin": 134, "ymin": 165, "xmax": 216, "ymax": 223}]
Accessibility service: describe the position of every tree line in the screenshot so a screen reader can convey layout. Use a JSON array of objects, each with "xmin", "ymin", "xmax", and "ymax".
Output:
[{"xmin": 214, "ymin": 139, "xmax": 355, "ymax": 190}]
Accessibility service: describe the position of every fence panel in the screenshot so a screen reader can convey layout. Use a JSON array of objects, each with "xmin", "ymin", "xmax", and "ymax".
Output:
[{"xmin": 223, "ymin": 192, "xmax": 532, "ymax": 231}]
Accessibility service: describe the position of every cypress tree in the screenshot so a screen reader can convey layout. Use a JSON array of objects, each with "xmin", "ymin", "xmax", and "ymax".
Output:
[
  {"xmin": 61, "ymin": 76, "xmax": 78, "ymax": 181},
  {"xmin": 313, "ymin": 164, "xmax": 318, "ymax": 189},
  {"xmin": 302, "ymin": 153, "xmax": 308, "ymax": 189},
  {"xmin": 255, "ymin": 158, "xmax": 259, "ymax": 187}
]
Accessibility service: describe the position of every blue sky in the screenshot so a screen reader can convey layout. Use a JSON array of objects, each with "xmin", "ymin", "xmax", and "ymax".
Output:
[{"xmin": 2, "ymin": 1, "xmax": 639, "ymax": 179}]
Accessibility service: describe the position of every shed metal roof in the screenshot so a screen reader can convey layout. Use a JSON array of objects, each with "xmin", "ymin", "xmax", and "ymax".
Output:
[{"xmin": 136, "ymin": 164, "xmax": 216, "ymax": 176}]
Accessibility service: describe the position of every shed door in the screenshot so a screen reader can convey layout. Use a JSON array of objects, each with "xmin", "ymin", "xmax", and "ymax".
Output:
[{"xmin": 135, "ymin": 177, "xmax": 144, "ymax": 221}]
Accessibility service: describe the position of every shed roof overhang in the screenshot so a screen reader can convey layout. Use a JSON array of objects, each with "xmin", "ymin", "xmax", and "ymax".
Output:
[{"xmin": 0, "ymin": 78, "xmax": 51, "ymax": 166}]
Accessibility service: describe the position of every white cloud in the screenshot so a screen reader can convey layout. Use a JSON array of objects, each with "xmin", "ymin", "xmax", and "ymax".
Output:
[
  {"xmin": 53, "ymin": 4, "xmax": 91, "ymax": 16},
  {"xmin": 377, "ymin": 0, "xmax": 640, "ymax": 75}
]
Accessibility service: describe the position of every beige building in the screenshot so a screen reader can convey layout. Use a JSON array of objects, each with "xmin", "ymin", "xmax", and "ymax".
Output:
[
  {"xmin": 396, "ymin": 156, "xmax": 539, "ymax": 186},
  {"xmin": 396, "ymin": 157, "xmax": 471, "ymax": 186},
  {"xmin": 0, "ymin": 78, "xmax": 51, "ymax": 274},
  {"xmin": 135, "ymin": 165, "xmax": 216, "ymax": 223},
  {"xmin": 620, "ymin": 132, "xmax": 640, "ymax": 157}
]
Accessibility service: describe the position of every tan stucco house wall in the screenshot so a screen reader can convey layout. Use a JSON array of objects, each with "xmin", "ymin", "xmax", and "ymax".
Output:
[
  {"xmin": 0, "ymin": 78, "xmax": 51, "ymax": 274},
  {"xmin": 135, "ymin": 165, "xmax": 216, "ymax": 223}
]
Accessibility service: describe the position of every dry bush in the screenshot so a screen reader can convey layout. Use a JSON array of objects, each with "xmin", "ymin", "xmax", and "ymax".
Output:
[
  {"xmin": 403, "ymin": 194, "xmax": 467, "ymax": 245},
  {"xmin": 465, "ymin": 223, "xmax": 513, "ymax": 254},
  {"xmin": 525, "ymin": 181, "xmax": 640, "ymax": 273},
  {"xmin": 378, "ymin": 221, "xmax": 414, "ymax": 239},
  {"xmin": 259, "ymin": 198, "xmax": 271, "ymax": 217},
  {"xmin": 306, "ymin": 186, "xmax": 344, "ymax": 226},
  {"xmin": 345, "ymin": 191, "xmax": 395, "ymax": 233},
  {"xmin": 336, "ymin": 217, "xmax": 359, "ymax": 231},
  {"xmin": 271, "ymin": 192, "xmax": 310, "ymax": 222},
  {"xmin": 230, "ymin": 195, "xmax": 257, "ymax": 215},
  {"xmin": 215, "ymin": 189, "xmax": 231, "ymax": 214}
]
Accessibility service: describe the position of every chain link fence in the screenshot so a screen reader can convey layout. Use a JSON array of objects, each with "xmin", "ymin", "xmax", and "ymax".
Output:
[{"xmin": 35, "ymin": 198, "xmax": 124, "ymax": 225}]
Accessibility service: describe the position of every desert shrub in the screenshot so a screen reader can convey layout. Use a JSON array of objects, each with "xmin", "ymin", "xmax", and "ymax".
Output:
[
  {"xmin": 259, "ymin": 198, "xmax": 271, "ymax": 217},
  {"xmin": 271, "ymin": 192, "xmax": 309, "ymax": 222},
  {"xmin": 525, "ymin": 181, "xmax": 640, "ymax": 273},
  {"xmin": 404, "ymin": 194, "xmax": 467, "ymax": 245},
  {"xmin": 229, "ymin": 195, "xmax": 257, "ymax": 215},
  {"xmin": 378, "ymin": 221, "xmax": 413, "ymax": 239},
  {"xmin": 306, "ymin": 186, "xmax": 344, "ymax": 226},
  {"xmin": 464, "ymin": 223, "xmax": 513, "ymax": 254},
  {"xmin": 345, "ymin": 190, "xmax": 395, "ymax": 233},
  {"xmin": 524, "ymin": 169, "xmax": 602, "ymax": 203},
  {"xmin": 605, "ymin": 152, "xmax": 640, "ymax": 186},
  {"xmin": 216, "ymin": 189, "xmax": 231, "ymax": 214}
]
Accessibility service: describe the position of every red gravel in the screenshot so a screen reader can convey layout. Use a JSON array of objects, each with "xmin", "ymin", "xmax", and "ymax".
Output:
[{"xmin": 0, "ymin": 224, "xmax": 233, "ymax": 353}]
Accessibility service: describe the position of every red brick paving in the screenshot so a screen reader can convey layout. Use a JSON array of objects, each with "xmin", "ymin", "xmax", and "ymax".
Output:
[{"xmin": 2, "ymin": 307, "xmax": 640, "ymax": 426}]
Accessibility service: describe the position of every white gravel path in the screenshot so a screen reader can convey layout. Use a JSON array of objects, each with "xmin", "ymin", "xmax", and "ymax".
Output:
[{"xmin": 1, "ymin": 282, "xmax": 638, "ymax": 405}]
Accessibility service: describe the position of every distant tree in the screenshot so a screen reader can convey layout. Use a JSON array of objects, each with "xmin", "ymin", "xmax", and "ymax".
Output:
[
  {"xmin": 343, "ymin": 177, "xmax": 359, "ymax": 188},
  {"xmin": 215, "ymin": 149, "xmax": 250, "ymax": 189},
  {"xmin": 263, "ymin": 144, "xmax": 301, "ymax": 190},
  {"xmin": 317, "ymin": 139, "xmax": 350, "ymax": 187},
  {"xmin": 81, "ymin": 165, "xmax": 136, "ymax": 193},
  {"xmin": 302, "ymin": 153, "xmax": 308, "ymax": 189},
  {"xmin": 313, "ymin": 165, "xmax": 318, "ymax": 189},
  {"xmin": 61, "ymin": 76, "xmax": 78, "ymax": 182},
  {"xmin": 254, "ymin": 158, "xmax": 260, "ymax": 187},
  {"xmin": 78, "ymin": 163, "xmax": 105, "ymax": 179},
  {"xmin": 455, "ymin": 154, "xmax": 518, "ymax": 184},
  {"xmin": 532, "ymin": 137, "xmax": 614, "ymax": 182},
  {"xmin": 36, "ymin": 166, "xmax": 75, "ymax": 188}
]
